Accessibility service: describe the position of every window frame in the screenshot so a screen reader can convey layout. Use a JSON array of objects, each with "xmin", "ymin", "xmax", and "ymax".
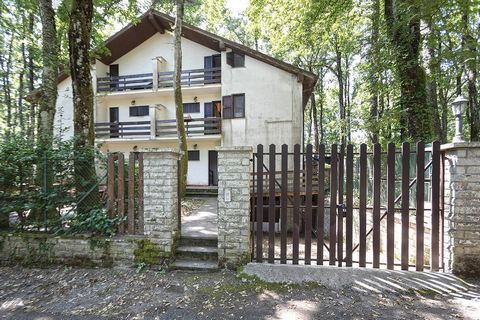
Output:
[
  {"xmin": 129, "ymin": 105, "xmax": 149, "ymax": 117},
  {"xmin": 232, "ymin": 94, "xmax": 245, "ymax": 118},
  {"xmin": 188, "ymin": 150, "xmax": 200, "ymax": 161},
  {"xmin": 183, "ymin": 102, "xmax": 201, "ymax": 114}
]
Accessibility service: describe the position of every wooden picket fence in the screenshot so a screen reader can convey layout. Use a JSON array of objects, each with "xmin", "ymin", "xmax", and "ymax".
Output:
[
  {"xmin": 251, "ymin": 141, "xmax": 443, "ymax": 271},
  {"xmin": 106, "ymin": 152, "xmax": 144, "ymax": 235}
]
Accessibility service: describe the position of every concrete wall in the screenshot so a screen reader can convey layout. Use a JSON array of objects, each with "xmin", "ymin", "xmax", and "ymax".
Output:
[
  {"xmin": 216, "ymin": 147, "xmax": 252, "ymax": 268},
  {"xmin": 442, "ymin": 142, "xmax": 480, "ymax": 276}
]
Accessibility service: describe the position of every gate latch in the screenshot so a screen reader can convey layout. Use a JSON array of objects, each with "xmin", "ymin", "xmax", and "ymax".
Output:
[{"xmin": 336, "ymin": 203, "xmax": 347, "ymax": 217}]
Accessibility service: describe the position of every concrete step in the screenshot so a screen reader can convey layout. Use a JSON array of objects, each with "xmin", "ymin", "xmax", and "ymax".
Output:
[
  {"xmin": 176, "ymin": 245, "xmax": 218, "ymax": 261},
  {"xmin": 186, "ymin": 186, "xmax": 218, "ymax": 198},
  {"xmin": 171, "ymin": 259, "xmax": 219, "ymax": 271},
  {"xmin": 179, "ymin": 235, "xmax": 218, "ymax": 247}
]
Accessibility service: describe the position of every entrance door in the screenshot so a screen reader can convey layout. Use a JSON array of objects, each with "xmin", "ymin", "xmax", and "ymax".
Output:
[
  {"xmin": 208, "ymin": 150, "xmax": 218, "ymax": 186},
  {"xmin": 109, "ymin": 107, "xmax": 119, "ymax": 138}
]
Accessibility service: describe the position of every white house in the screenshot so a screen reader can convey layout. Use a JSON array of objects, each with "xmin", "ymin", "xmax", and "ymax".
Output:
[{"xmin": 55, "ymin": 10, "xmax": 317, "ymax": 186}]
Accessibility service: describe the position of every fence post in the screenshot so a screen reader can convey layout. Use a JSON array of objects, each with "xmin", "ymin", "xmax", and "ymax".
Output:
[
  {"xmin": 217, "ymin": 146, "xmax": 253, "ymax": 269},
  {"xmin": 442, "ymin": 142, "xmax": 480, "ymax": 276},
  {"xmin": 142, "ymin": 149, "xmax": 180, "ymax": 254}
]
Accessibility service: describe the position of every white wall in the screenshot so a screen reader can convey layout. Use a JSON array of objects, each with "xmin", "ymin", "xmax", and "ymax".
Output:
[{"xmin": 220, "ymin": 50, "xmax": 303, "ymax": 150}]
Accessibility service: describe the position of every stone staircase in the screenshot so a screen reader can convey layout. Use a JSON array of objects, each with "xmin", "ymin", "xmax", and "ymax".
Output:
[
  {"xmin": 185, "ymin": 186, "xmax": 218, "ymax": 198},
  {"xmin": 171, "ymin": 235, "xmax": 219, "ymax": 271}
]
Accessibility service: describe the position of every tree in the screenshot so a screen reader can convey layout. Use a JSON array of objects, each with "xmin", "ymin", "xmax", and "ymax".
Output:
[
  {"xmin": 174, "ymin": 0, "xmax": 188, "ymax": 197},
  {"xmin": 68, "ymin": 0, "xmax": 99, "ymax": 214}
]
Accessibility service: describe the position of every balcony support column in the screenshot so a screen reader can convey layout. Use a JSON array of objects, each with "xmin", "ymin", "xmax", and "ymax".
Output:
[
  {"xmin": 150, "ymin": 106, "xmax": 156, "ymax": 139},
  {"xmin": 152, "ymin": 58, "xmax": 159, "ymax": 91}
]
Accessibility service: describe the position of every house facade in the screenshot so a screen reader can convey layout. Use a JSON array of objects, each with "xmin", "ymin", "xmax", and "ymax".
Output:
[{"xmin": 55, "ymin": 11, "xmax": 316, "ymax": 186}]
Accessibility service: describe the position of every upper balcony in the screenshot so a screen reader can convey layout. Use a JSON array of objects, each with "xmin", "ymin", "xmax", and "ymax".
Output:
[{"xmin": 96, "ymin": 67, "xmax": 221, "ymax": 95}]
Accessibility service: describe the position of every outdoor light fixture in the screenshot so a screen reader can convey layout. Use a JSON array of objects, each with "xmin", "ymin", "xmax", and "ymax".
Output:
[
  {"xmin": 452, "ymin": 95, "xmax": 468, "ymax": 143},
  {"xmin": 131, "ymin": 100, "xmax": 136, "ymax": 106}
]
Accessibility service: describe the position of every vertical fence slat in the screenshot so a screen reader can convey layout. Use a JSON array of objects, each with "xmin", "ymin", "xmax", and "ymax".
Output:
[
  {"xmin": 359, "ymin": 144, "xmax": 367, "ymax": 267},
  {"xmin": 137, "ymin": 153, "xmax": 144, "ymax": 235},
  {"xmin": 128, "ymin": 152, "xmax": 135, "ymax": 235},
  {"xmin": 317, "ymin": 144, "xmax": 325, "ymax": 265},
  {"xmin": 107, "ymin": 154, "xmax": 115, "ymax": 219},
  {"xmin": 305, "ymin": 144, "xmax": 313, "ymax": 265},
  {"xmin": 345, "ymin": 145, "xmax": 353, "ymax": 267},
  {"xmin": 401, "ymin": 142, "xmax": 410, "ymax": 270},
  {"xmin": 431, "ymin": 141, "xmax": 441, "ymax": 271},
  {"xmin": 280, "ymin": 144, "xmax": 288, "ymax": 264},
  {"xmin": 256, "ymin": 145, "xmax": 264, "ymax": 263},
  {"xmin": 329, "ymin": 144, "xmax": 338, "ymax": 265},
  {"xmin": 373, "ymin": 143, "xmax": 381, "ymax": 268},
  {"xmin": 117, "ymin": 153, "xmax": 125, "ymax": 234},
  {"xmin": 268, "ymin": 144, "xmax": 276, "ymax": 264},
  {"xmin": 337, "ymin": 145, "xmax": 344, "ymax": 267},
  {"xmin": 387, "ymin": 142, "xmax": 395, "ymax": 269},
  {"xmin": 416, "ymin": 141, "xmax": 425, "ymax": 271},
  {"xmin": 293, "ymin": 144, "xmax": 301, "ymax": 265}
]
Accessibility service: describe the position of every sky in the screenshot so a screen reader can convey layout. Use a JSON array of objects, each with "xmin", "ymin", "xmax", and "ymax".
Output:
[{"xmin": 226, "ymin": 0, "xmax": 249, "ymax": 15}]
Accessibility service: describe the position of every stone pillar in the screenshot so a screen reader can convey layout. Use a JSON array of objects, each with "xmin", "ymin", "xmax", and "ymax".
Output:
[
  {"xmin": 442, "ymin": 142, "xmax": 480, "ymax": 276},
  {"xmin": 142, "ymin": 149, "xmax": 179, "ymax": 253},
  {"xmin": 216, "ymin": 146, "xmax": 253, "ymax": 268}
]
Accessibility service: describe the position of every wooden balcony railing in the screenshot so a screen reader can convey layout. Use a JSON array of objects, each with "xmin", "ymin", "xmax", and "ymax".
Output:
[
  {"xmin": 95, "ymin": 121, "xmax": 151, "ymax": 138},
  {"xmin": 94, "ymin": 117, "xmax": 221, "ymax": 139},
  {"xmin": 97, "ymin": 73, "xmax": 153, "ymax": 92},
  {"xmin": 156, "ymin": 117, "xmax": 221, "ymax": 137},
  {"xmin": 96, "ymin": 67, "xmax": 221, "ymax": 93},
  {"xmin": 158, "ymin": 67, "xmax": 221, "ymax": 88}
]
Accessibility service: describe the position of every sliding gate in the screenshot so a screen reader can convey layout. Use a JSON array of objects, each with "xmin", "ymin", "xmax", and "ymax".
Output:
[{"xmin": 251, "ymin": 141, "xmax": 443, "ymax": 271}]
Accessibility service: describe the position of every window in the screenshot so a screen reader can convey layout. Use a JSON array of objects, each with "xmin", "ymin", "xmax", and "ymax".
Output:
[
  {"xmin": 183, "ymin": 102, "xmax": 200, "ymax": 113},
  {"xmin": 188, "ymin": 150, "xmax": 200, "ymax": 161},
  {"xmin": 129, "ymin": 105, "xmax": 149, "ymax": 117},
  {"xmin": 226, "ymin": 51, "xmax": 245, "ymax": 68},
  {"xmin": 222, "ymin": 94, "xmax": 245, "ymax": 119}
]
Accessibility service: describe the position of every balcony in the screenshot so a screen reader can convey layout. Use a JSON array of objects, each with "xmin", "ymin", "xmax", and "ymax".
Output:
[
  {"xmin": 96, "ymin": 67, "xmax": 221, "ymax": 93},
  {"xmin": 94, "ymin": 117, "xmax": 222, "ymax": 140}
]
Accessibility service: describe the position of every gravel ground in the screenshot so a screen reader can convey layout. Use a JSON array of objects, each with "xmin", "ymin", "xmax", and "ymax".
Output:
[{"xmin": 0, "ymin": 266, "xmax": 479, "ymax": 320}]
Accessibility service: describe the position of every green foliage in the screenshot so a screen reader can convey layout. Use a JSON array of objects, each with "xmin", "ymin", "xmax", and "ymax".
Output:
[{"xmin": 67, "ymin": 208, "xmax": 123, "ymax": 236}]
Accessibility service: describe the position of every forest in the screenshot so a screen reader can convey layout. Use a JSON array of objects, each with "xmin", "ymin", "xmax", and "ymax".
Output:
[{"xmin": 0, "ymin": 0, "xmax": 479, "ymax": 230}]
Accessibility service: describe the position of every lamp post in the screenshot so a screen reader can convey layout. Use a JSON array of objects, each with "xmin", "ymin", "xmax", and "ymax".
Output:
[{"xmin": 452, "ymin": 95, "xmax": 468, "ymax": 143}]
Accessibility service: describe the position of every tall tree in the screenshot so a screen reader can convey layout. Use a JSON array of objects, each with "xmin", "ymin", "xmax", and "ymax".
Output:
[
  {"xmin": 174, "ymin": 0, "xmax": 188, "ymax": 196},
  {"xmin": 37, "ymin": 0, "xmax": 59, "ymax": 147},
  {"xmin": 68, "ymin": 0, "xmax": 99, "ymax": 214},
  {"xmin": 384, "ymin": 0, "xmax": 433, "ymax": 140}
]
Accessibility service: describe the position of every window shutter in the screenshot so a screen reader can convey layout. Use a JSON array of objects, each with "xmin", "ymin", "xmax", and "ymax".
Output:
[
  {"xmin": 204, "ymin": 56, "xmax": 213, "ymax": 81},
  {"xmin": 222, "ymin": 95, "xmax": 233, "ymax": 119},
  {"xmin": 204, "ymin": 102, "xmax": 213, "ymax": 118},
  {"xmin": 226, "ymin": 52, "xmax": 234, "ymax": 67}
]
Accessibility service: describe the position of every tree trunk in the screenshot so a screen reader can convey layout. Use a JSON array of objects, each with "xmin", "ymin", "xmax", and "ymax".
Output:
[
  {"xmin": 37, "ymin": 0, "xmax": 59, "ymax": 148},
  {"xmin": 311, "ymin": 93, "xmax": 319, "ymax": 149},
  {"xmin": 28, "ymin": 13, "xmax": 36, "ymax": 140},
  {"xmin": 174, "ymin": 0, "xmax": 188, "ymax": 197},
  {"xmin": 68, "ymin": 0, "xmax": 99, "ymax": 214},
  {"xmin": 426, "ymin": 20, "xmax": 442, "ymax": 141},
  {"xmin": 384, "ymin": 0, "xmax": 433, "ymax": 140},
  {"xmin": 368, "ymin": 0, "xmax": 380, "ymax": 144},
  {"xmin": 18, "ymin": 35, "xmax": 27, "ymax": 134},
  {"xmin": 334, "ymin": 40, "xmax": 345, "ymax": 144}
]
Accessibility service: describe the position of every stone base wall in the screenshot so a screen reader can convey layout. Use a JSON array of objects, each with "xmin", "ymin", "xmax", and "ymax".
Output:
[
  {"xmin": 443, "ymin": 142, "xmax": 480, "ymax": 276},
  {"xmin": 217, "ymin": 147, "xmax": 252, "ymax": 269},
  {"xmin": 0, "ymin": 233, "xmax": 173, "ymax": 268}
]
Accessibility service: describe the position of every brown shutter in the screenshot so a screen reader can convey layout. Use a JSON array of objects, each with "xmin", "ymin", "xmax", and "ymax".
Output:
[{"xmin": 222, "ymin": 95, "xmax": 233, "ymax": 119}]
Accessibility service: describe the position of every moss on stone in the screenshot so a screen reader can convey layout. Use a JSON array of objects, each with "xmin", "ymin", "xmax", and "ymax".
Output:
[
  {"xmin": 219, "ymin": 252, "xmax": 251, "ymax": 270},
  {"xmin": 134, "ymin": 239, "xmax": 168, "ymax": 265}
]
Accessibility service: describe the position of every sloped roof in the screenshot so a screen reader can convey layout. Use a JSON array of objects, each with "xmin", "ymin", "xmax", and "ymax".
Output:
[{"xmin": 66, "ymin": 10, "xmax": 318, "ymax": 106}]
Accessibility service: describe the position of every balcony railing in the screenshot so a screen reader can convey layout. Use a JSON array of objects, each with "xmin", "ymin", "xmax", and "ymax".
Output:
[
  {"xmin": 156, "ymin": 117, "xmax": 221, "ymax": 137},
  {"xmin": 158, "ymin": 67, "xmax": 221, "ymax": 88},
  {"xmin": 94, "ymin": 117, "xmax": 221, "ymax": 139},
  {"xmin": 95, "ymin": 121, "xmax": 151, "ymax": 138},
  {"xmin": 96, "ymin": 67, "xmax": 221, "ymax": 93},
  {"xmin": 97, "ymin": 73, "xmax": 154, "ymax": 92}
]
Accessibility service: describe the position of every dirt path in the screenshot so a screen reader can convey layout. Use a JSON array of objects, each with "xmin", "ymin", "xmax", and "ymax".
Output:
[{"xmin": 0, "ymin": 266, "xmax": 478, "ymax": 319}]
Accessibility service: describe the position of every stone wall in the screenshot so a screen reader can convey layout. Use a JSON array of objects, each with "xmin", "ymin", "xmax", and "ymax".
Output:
[
  {"xmin": 442, "ymin": 142, "xmax": 480, "ymax": 276},
  {"xmin": 216, "ymin": 147, "xmax": 252, "ymax": 268},
  {"xmin": 0, "ymin": 233, "xmax": 169, "ymax": 267},
  {"xmin": 142, "ymin": 150, "xmax": 180, "ymax": 254}
]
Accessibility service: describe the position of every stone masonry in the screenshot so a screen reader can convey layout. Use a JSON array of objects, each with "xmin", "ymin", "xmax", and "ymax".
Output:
[
  {"xmin": 142, "ymin": 149, "xmax": 180, "ymax": 254},
  {"xmin": 216, "ymin": 146, "xmax": 253, "ymax": 268},
  {"xmin": 442, "ymin": 142, "xmax": 480, "ymax": 276}
]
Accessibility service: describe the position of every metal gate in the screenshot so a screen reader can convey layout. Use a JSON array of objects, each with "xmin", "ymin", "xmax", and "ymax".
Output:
[{"xmin": 251, "ymin": 141, "xmax": 443, "ymax": 271}]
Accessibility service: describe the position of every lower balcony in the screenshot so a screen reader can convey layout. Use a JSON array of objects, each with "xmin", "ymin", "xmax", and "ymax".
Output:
[{"xmin": 94, "ymin": 117, "xmax": 222, "ymax": 140}]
